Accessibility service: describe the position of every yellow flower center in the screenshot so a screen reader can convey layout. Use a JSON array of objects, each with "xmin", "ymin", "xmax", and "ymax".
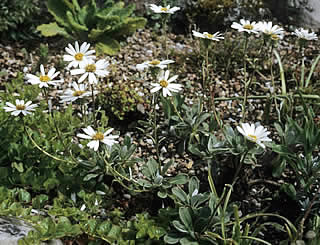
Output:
[
  {"xmin": 75, "ymin": 53, "xmax": 84, "ymax": 61},
  {"xmin": 85, "ymin": 64, "xmax": 96, "ymax": 73},
  {"xmin": 160, "ymin": 79, "xmax": 168, "ymax": 88},
  {"xmin": 161, "ymin": 7, "xmax": 168, "ymax": 12},
  {"xmin": 204, "ymin": 33, "xmax": 213, "ymax": 39},
  {"xmin": 248, "ymin": 134, "xmax": 257, "ymax": 142},
  {"xmin": 93, "ymin": 132, "xmax": 104, "ymax": 141},
  {"xmin": 243, "ymin": 24, "xmax": 253, "ymax": 30},
  {"xmin": 149, "ymin": 60, "xmax": 161, "ymax": 66},
  {"xmin": 73, "ymin": 90, "xmax": 85, "ymax": 97},
  {"xmin": 16, "ymin": 104, "xmax": 25, "ymax": 110},
  {"xmin": 271, "ymin": 34, "xmax": 280, "ymax": 41},
  {"xmin": 40, "ymin": 75, "xmax": 50, "ymax": 82}
]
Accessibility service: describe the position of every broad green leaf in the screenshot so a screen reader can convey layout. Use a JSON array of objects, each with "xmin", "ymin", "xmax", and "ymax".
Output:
[
  {"xmin": 172, "ymin": 220, "xmax": 188, "ymax": 233},
  {"xmin": 281, "ymin": 183, "xmax": 297, "ymax": 200},
  {"xmin": 84, "ymin": 173, "xmax": 99, "ymax": 181},
  {"xmin": 180, "ymin": 237, "xmax": 199, "ymax": 245},
  {"xmin": 274, "ymin": 123, "xmax": 284, "ymax": 137},
  {"xmin": 97, "ymin": 220, "xmax": 112, "ymax": 237},
  {"xmin": 172, "ymin": 187, "xmax": 188, "ymax": 203},
  {"xmin": 12, "ymin": 162, "xmax": 24, "ymax": 173},
  {"xmin": 188, "ymin": 176, "xmax": 199, "ymax": 197},
  {"xmin": 106, "ymin": 224, "xmax": 121, "ymax": 241},
  {"xmin": 18, "ymin": 189, "xmax": 31, "ymax": 203},
  {"xmin": 37, "ymin": 22, "xmax": 70, "ymax": 38},
  {"xmin": 47, "ymin": 0, "xmax": 75, "ymax": 27},
  {"xmin": 83, "ymin": 219, "xmax": 98, "ymax": 234},
  {"xmin": 147, "ymin": 225, "xmax": 166, "ymax": 239},
  {"xmin": 66, "ymin": 11, "xmax": 88, "ymax": 32},
  {"xmin": 32, "ymin": 194, "xmax": 49, "ymax": 209},
  {"xmin": 179, "ymin": 207, "xmax": 193, "ymax": 232},
  {"xmin": 95, "ymin": 39, "xmax": 120, "ymax": 55},
  {"xmin": 146, "ymin": 158, "xmax": 158, "ymax": 178},
  {"xmin": 164, "ymin": 232, "xmax": 183, "ymax": 244},
  {"xmin": 168, "ymin": 174, "xmax": 188, "ymax": 185},
  {"xmin": 157, "ymin": 190, "xmax": 167, "ymax": 198}
]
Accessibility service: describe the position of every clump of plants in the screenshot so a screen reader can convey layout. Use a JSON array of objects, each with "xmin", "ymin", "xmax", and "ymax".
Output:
[
  {"xmin": 98, "ymin": 82, "xmax": 146, "ymax": 120},
  {"xmin": 0, "ymin": 0, "xmax": 48, "ymax": 41},
  {"xmin": 37, "ymin": 0, "xmax": 147, "ymax": 55}
]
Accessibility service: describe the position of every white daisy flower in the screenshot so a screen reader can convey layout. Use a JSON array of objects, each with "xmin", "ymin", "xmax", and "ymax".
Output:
[
  {"xmin": 149, "ymin": 4, "xmax": 180, "ymax": 14},
  {"xmin": 59, "ymin": 82, "xmax": 94, "ymax": 103},
  {"xmin": 70, "ymin": 59, "xmax": 109, "ymax": 84},
  {"xmin": 236, "ymin": 123, "xmax": 272, "ymax": 149},
  {"xmin": 231, "ymin": 19, "xmax": 259, "ymax": 34},
  {"xmin": 26, "ymin": 65, "xmax": 63, "ymax": 88},
  {"xmin": 63, "ymin": 41, "xmax": 96, "ymax": 69},
  {"xmin": 150, "ymin": 70, "xmax": 182, "ymax": 97},
  {"xmin": 136, "ymin": 59, "xmax": 174, "ymax": 71},
  {"xmin": 256, "ymin": 21, "xmax": 284, "ymax": 40},
  {"xmin": 3, "ymin": 99, "xmax": 38, "ymax": 116},
  {"xmin": 77, "ymin": 126, "xmax": 119, "ymax": 151},
  {"xmin": 192, "ymin": 30, "xmax": 224, "ymax": 41},
  {"xmin": 293, "ymin": 28, "xmax": 318, "ymax": 41}
]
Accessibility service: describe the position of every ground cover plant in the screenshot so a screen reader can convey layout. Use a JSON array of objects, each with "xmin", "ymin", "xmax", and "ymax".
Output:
[{"xmin": 0, "ymin": 1, "xmax": 320, "ymax": 245}]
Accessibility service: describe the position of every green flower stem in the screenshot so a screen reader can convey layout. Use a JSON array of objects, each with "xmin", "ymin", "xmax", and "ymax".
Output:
[
  {"xmin": 91, "ymin": 84, "xmax": 97, "ymax": 128},
  {"xmin": 201, "ymin": 41, "xmax": 211, "ymax": 92},
  {"xmin": 232, "ymin": 150, "xmax": 249, "ymax": 186},
  {"xmin": 241, "ymin": 78, "xmax": 251, "ymax": 123},
  {"xmin": 241, "ymin": 35, "xmax": 249, "ymax": 122},
  {"xmin": 201, "ymin": 42, "xmax": 223, "ymax": 130},
  {"xmin": 152, "ymin": 93, "xmax": 161, "ymax": 174},
  {"xmin": 300, "ymin": 46, "xmax": 305, "ymax": 89},
  {"xmin": 203, "ymin": 166, "xmax": 229, "ymax": 234},
  {"xmin": 24, "ymin": 124, "xmax": 75, "ymax": 164},
  {"xmin": 170, "ymin": 97, "xmax": 183, "ymax": 122},
  {"xmin": 42, "ymin": 87, "xmax": 67, "ymax": 150},
  {"xmin": 204, "ymin": 46, "xmax": 209, "ymax": 90},
  {"xmin": 243, "ymin": 35, "xmax": 249, "ymax": 82},
  {"xmin": 269, "ymin": 44, "xmax": 281, "ymax": 121},
  {"xmin": 162, "ymin": 14, "xmax": 169, "ymax": 59},
  {"xmin": 209, "ymin": 85, "xmax": 223, "ymax": 131},
  {"xmin": 99, "ymin": 152, "xmax": 144, "ymax": 193},
  {"xmin": 51, "ymin": 110, "xmax": 67, "ymax": 150}
]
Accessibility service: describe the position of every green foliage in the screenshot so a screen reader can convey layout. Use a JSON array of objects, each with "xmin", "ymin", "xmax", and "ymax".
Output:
[
  {"xmin": 166, "ymin": 0, "xmax": 265, "ymax": 33},
  {"xmin": 37, "ymin": 0, "xmax": 146, "ymax": 55},
  {"xmin": 0, "ymin": 0, "xmax": 48, "ymax": 41},
  {"xmin": 98, "ymin": 81, "xmax": 145, "ymax": 120},
  {"xmin": 272, "ymin": 110, "xmax": 320, "ymax": 228},
  {"xmin": 161, "ymin": 95, "xmax": 215, "ymax": 154},
  {"xmin": 0, "ymin": 73, "xmax": 83, "ymax": 193}
]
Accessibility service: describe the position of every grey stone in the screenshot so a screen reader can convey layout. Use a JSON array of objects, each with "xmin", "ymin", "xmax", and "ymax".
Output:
[
  {"xmin": 301, "ymin": 0, "xmax": 320, "ymax": 28},
  {"xmin": 0, "ymin": 216, "xmax": 63, "ymax": 245}
]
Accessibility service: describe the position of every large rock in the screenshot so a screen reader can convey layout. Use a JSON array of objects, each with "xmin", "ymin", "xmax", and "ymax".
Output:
[
  {"xmin": 0, "ymin": 216, "xmax": 63, "ymax": 245},
  {"xmin": 301, "ymin": 0, "xmax": 320, "ymax": 28}
]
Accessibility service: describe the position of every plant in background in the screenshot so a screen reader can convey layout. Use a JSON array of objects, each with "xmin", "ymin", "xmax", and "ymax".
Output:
[
  {"xmin": 272, "ymin": 108, "xmax": 320, "ymax": 241},
  {"xmin": 164, "ymin": 173, "xmax": 296, "ymax": 244},
  {"xmin": 0, "ymin": 0, "xmax": 48, "ymax": 41},
  {"xmin": 37, "ymin": 0, "xmax": 146, "ymax": 55},
  {"xmin": 98, "ymin": 82, "xmax": 145, "ymax": 120},
  {"xmin": 231, "ymin": 19, "xmax": 261, "ymax": 122},
  {"xmin": 148, "ymin": 2, "xmax": 180, "ymax": 58},
  {"xmin": 192, "ymin": 29, "xmax": 224, "ymax": 129},
  {"xmin": 291, "ymin": 28, "xmax": 319, "ymax": 92}
]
